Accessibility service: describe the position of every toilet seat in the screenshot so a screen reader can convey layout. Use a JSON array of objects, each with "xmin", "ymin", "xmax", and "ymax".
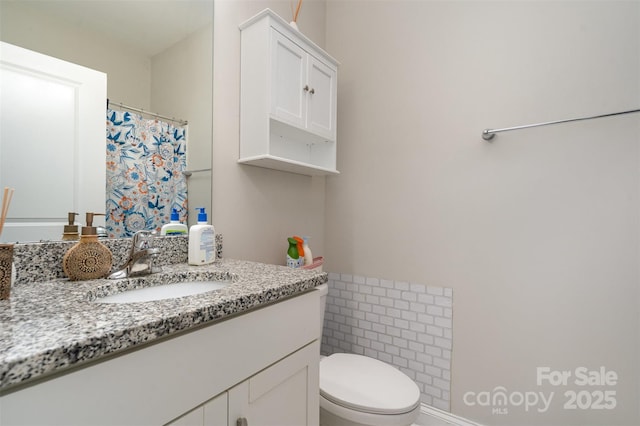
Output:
[{"xmin": 320, "ymin": 353, "xmax": 421, "ymax": 416}]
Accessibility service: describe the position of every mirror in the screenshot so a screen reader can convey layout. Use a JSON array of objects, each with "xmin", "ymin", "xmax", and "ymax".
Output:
[{"xmin": 0, "ymin": 0, "xmax": 213, "ymax": 242}]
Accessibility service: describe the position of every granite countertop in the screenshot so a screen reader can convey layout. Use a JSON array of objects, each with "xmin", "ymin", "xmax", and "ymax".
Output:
[{"xmin": 0, "ymin": 258, "xmax": 327, "ymax": 392}]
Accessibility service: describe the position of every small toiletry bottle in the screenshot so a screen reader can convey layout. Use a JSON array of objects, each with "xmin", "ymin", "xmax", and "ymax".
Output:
[
  {"xmin": 286, "ymin": 237, "xmax": 303, "ymax": 268},
  {"xmin": 302, "ymin": 236, "xmax": 313, "ymax": 266},
  {"xmin": 161, "ymin": 208, "xmax": 188, "ymax": 236},
  {"xmin": 293, "ymin": 236, "xmax": 305, "ymax": 264},
  {"xmin": 62, "ymin": 212, "xmax": 80, "ymax": 241},
  {"xmin": 188, "ymin": 207, "xmax": 215, "ymax": 265},
  {"xmin": 293, "ymin": 236, "xmax": 305, "ymax": 257},
  {"xmin": 63, "ymin": 212, "xmax": 113, "ymax": 280}
]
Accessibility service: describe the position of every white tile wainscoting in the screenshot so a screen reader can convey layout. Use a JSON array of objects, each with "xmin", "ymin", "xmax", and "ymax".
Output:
[{"xmin": 321, "ymin": 273, "xmax": 453, "ymax": 411}]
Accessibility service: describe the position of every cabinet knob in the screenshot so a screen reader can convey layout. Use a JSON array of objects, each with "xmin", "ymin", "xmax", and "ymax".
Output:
[
  {"xmin": 237, "ymin": 417, "xmax": 248, "ymax": 426},
  {"xmin": 309, "ymin": 88, "xmax": 315, "ymax": 94},
  {"xmin": 303, "ymin": 85, "xmax": 310, "ymax": 92}
]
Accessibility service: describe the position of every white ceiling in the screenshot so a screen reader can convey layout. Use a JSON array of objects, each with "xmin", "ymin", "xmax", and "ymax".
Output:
[{"xmin": 15, "ymin": 0, "xmax": 214, "ymax": 57}]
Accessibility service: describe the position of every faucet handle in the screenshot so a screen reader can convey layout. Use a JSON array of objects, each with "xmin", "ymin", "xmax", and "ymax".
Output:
[
  {"xmin": 132, "ymin": 230, "xmax": 155, "ymax": 247},
  {"xmin": 144, "ymin": 230, "xmax": 158, "ymax": 245},
  {"xmin": 127, "ymin": 231, "xmax": 153, "ymax": 260}
]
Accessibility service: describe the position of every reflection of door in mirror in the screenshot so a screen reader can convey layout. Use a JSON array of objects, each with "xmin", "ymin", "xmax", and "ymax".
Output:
[{"xmin": 0, "ymin": 42, "xmax": 106, "ymax": 243}]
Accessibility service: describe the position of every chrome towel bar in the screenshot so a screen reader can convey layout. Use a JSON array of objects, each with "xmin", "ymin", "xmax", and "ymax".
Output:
[{"xmin": 482, "ymin": 108, "xmax": 640, "ymax": 141}]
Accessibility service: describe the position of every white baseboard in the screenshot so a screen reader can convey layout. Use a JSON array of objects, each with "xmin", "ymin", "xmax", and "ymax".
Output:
[{"xmin": 420, "ymin": 403, "xmax": 484, "ymax": 426}]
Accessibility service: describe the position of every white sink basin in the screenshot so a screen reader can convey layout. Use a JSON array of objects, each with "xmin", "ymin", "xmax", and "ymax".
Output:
[{"xmin": 95, "ymin": 281, "xmax": 230, "ymax": 304}]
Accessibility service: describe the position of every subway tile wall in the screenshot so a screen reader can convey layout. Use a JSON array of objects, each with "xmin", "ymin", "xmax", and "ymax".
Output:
[{"xmin": 321, "ymin": 273, "xmax": 453, "ymax": 410}]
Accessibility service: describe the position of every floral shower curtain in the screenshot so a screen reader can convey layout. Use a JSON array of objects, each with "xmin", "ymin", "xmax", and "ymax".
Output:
[{"xmin": 106, "ymin": 109, "xmax": 188, "ymax": 238}]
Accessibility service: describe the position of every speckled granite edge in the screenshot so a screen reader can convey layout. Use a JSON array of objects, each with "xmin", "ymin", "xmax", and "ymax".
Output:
[{"xmin": 0, "ymin": 258, "xmax": 327, "ymax": 391}]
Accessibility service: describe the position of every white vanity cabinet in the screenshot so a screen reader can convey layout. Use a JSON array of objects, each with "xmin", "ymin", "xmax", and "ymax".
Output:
[
  {"xmin": 168, "ymin": 342, "xmax": 318, "ymax": 426},
  {"xmin": 0, "ymin": 289, "xmax": 320, "ymax": 426},
  {"xmin": 239, "ymin": 9, "xmax": 339, "ymax": 176},
  {"xmin": 167, "ymin": 393, "xmax": 227, "ymax": 426}
]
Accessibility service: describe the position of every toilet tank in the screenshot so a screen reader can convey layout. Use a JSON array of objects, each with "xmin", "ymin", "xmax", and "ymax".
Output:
[{"xmin": 316, "ymin": 283, "xmax": 329, "ymax": 339}]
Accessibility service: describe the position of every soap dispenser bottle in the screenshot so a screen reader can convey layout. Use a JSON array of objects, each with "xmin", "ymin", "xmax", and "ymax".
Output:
[
  {"xmin": 161, "ymin": 208, "xmax": 188, "ymax": 236},
  {"xmin": 63, "ymin": 212, "xmax": 113, "ymax": 281},
  {"xmin": 62, "ymin": 212, "xmax": 80, "ymax": 241},
  {"xmin": 188, "ymin": 207, "xmax": 215, "ymax": 265}
]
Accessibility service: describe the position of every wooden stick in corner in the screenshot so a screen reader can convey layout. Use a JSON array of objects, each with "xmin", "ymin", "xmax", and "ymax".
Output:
[{"xmin": 0, "ymin": 187, "xmax": 14, "ymax": 238}]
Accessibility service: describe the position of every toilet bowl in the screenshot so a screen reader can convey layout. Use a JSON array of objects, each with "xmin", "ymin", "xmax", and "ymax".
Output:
[{"xmin": 317, "ymin": 284, "xmax": 421, "ymax": 426}]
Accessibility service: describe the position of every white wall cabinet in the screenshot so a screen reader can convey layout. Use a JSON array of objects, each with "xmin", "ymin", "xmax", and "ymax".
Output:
[
  {"xmin": 270, "ymin": 30, "xmax": 336, "ymax": 141},
  {"xmin": 239, "ymin": 9, "xmax": 339, "ymax": 176},
  {"xmin": 0, "ymin": 290, "xmax": 320, "ymax": 426}
]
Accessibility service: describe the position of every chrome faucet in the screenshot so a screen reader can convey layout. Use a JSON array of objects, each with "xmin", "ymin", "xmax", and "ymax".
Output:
[{"xmin": 108, "ymin": 230, "xmax": 161, "ymax": 279}]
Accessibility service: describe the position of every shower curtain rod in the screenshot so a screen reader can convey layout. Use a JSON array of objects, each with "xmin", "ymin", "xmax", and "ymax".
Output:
[
  {"xmin": 482, "ymin": 108, "xmax": 640, "ymax": 141},
  {"xmin": 107, "ymin": 99, "xmax": 188, "ymax": 126}
]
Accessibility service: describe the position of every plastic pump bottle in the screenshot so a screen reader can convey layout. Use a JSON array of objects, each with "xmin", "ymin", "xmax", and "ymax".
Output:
[
  {"xmin": 188, "ymin": 207, "xmax": 215, "ymax": 265},
  {"xmin": 302, "ymin": 236, "xmax": 313, "ymax": 266},
  {"xmin": 161, "ymin": 208, "xmax": 188, "ymax": 236},
  {"xmin": 293, "ymin": 236, "xmax": 305, "ymax": 259}
]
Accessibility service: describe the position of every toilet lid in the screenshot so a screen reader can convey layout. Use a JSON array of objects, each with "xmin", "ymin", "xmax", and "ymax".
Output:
[{"xmin": 320, "ymin": 353, "xmax": 421, "ymax": 415}]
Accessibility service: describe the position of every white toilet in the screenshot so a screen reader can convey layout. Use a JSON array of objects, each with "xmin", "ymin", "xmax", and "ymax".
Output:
[{"xmin": 317, "ymin": 284, "xmax": 421, "ymax": 426}]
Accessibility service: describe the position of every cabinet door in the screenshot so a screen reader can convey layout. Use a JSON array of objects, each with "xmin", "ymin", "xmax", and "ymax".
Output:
[
  {"xmin": 166, "ymin": 391, "xmax": 228, "ymax": 426},
  {"xmin": 0, "ymin": 42, "xmax": 106, "ymax": 242},
  {"xmin": 204, "ymin": 392, "xmax": 229, "ymax": 426},
  {"xmin": 306, "ymin": 56, "xmax": 337, "ymax": 141},
  {"xmin": 166, "ymin": 406, "xmax": 204, "ymax": 426},
  {"xmin": 228, "ymin": 342, "xmax": 319, "ymax": 426},
  {"xmin": 270, "ymin": 30, "xmax": 307, "ymax": 129}
]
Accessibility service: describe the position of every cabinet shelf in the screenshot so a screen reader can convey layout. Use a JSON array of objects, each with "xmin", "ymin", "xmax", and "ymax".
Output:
[
  {"xmin": 239, "ymin": 9, "xmax": 339, "ymax": 176},
  {"xmin": 239, "ymin": 155, "xmax": 339, "ymax": 176}
]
